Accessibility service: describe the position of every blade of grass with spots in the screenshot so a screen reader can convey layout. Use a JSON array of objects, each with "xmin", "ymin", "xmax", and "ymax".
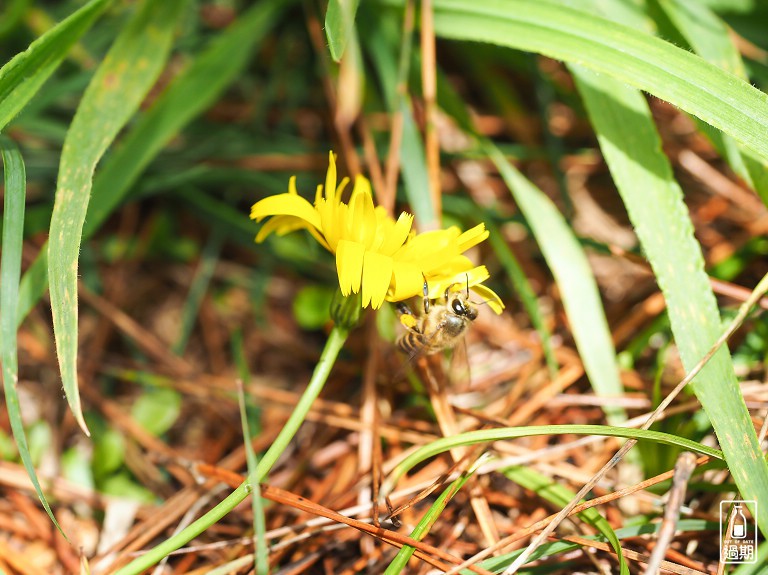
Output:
[
  {"xmin": 48, "ymin": 0, "xmax": 187, "ymax": 434},
  {"xmin": 17, "ymin": 0, "xmax": 285, "ymax": 328},
  {"xmin": 556, "ymin": 0, "xmax": 768, "ymax": 537},
  {"xmin": 572, "ymin": 62, "xmax": 768, "ymax": 538},
  {"xmin": 0, "ymin": 138, "xmax": 64, "ymax": 534},
  {"xmin": 0, "ymin": 0, "xmax": 112, "ymax": 131}
]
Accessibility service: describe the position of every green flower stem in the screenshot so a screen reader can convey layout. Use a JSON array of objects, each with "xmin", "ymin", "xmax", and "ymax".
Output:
[{"xmin": 115, "ymin": 324, "xmax": 350, "ymax": 575}]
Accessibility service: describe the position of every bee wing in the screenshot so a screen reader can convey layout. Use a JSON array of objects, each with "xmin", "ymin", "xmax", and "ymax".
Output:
[{"xmin": 446, "ymin": 336, "xmax": 472, "ymax": 392}]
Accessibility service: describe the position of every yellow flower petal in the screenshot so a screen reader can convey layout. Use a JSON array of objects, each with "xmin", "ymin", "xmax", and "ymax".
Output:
[
  {"xmin": 250, "ymin": 194, "xmax": 321, "ymax": 230},
  {"xmin": 436, "ymin": 255, "xmax": 475, "ymax": 278},
  {"xmin": 336, "ymin": 239, "xmax": 365, "ymax": 296},
  {"xmin": 387, "ymin": 261, "xmax": 425, "ymax": 301},
  {"xmin": 470, "ymin": 283, "xmax": 505, "ymax": 314},
  {"xmin": 317, "ymin": 197, "xmax": 342, "ymax": 251},
  {"xmin": 377, "ymin": 211, "xmax": 414, "ymax": 255},
  {"xmin": 457, "ymin": 223, "xmax": 489, "ymax": 252},
  {"xmin": 394, "ymin": 228, "xmax": 457, "ymax": 266},
  {"xmin": 306, "ymin": 226, "xmax": 332, "ymax": 252},
  {"xmin": 255, "ymin": 215, "xmax": 308, "ymax": 243},
  {"xmin": 335, "ymin": 176, "xmax": 350, "ymax": 203},
  {"xmin": 362, "ymin": 251, "xmax": 393, "ymax": 309},
  {"xmin": 348, "ymin": 178, "xmax": 376, "ymax": 246},
  {"xmin": 427, "ymin": 266, "xmax": 490, "ymax": 299},
  {"xmin": 325, "ymin": 152, "xmax": 337, "ymax": 202}
]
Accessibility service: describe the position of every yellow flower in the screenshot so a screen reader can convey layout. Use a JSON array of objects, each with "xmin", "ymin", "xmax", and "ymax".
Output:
[{"xmin": 250, "ymin": 152, "xmax": 504, "ymax": 313}]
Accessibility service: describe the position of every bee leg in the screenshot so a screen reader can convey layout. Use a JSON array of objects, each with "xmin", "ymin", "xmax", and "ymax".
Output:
[
  {"xmin": 396, "ymin": 302, "xmax": 421, "ymax": 333},
  {"xmin": 396, "ymin": 301, "xmax": 412, "ymax": 316}
]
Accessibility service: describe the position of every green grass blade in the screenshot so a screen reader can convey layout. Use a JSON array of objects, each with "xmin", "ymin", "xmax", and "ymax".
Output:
[
  {"xmin": 84, "ymin": 0, "xmax": 285, "ymax": 237},
  {"xmin": 432, "ymin": 0, "xmax": 768, "ymax": 163},
  {"xmin": 17, "ymin": 249, "xmax": 47, "ymax": 329},
  {"xmin": 17, "ymin": 0, "xmax": 285, "ymax": 331},
  {"xmin": 503, "ymin": 465, "xmax": 627, "ymax": 574},
  {"xmin": 486, "ymin": 218, "xmax": 559, "ymax": 378},
  {"xmin": 486, "ymin": 144, "xmax": 625, "ymax": 424},
  {"xmin": 232, "ymin": 330, "xmax": 268, "ymax": 575},
  {"xmin": 325, "ymin": 0, "xmax": 360, "ymax": 62},
  {"xmin": 572, "ymin": 65, "xmax": 768, "ymax": 537},
  {"xmin": 114, "ymin": 326, "xmax": 349, "ymax": 575},
  {"xmin": 0, "ymin": 0, "xmax": 112, "ymax": 131},
  {"xmin": 0, "ymin": 138, "xmax": 65, "ymax": 535},
  {"xmin": 363, "ymin": 17, "xmax": 437, "ymax": 228},
  {"xmin": 652, "ymin": 0, "xmax": 768, "ymax": 206},
  {"xmin": 48, "ymin": 0, "xmax": 187, "ymax": 434},
  {"xmin": 384, "ymin": 424, "xmax": 723, "ymax": 491},
  {"xmin": 234, "ymin": 368, "xmax": 268, "ymax": 575},
  {"xmin": 384, "ymin": 463, "xmax": 475, "ymax": 574},
  {"xmin": 399, "ymin": 98, "xmax": 437, "ymax": 228},
  {"xmin": 173, "ymin": 226, "xmax": 225, "ymax": 355}
]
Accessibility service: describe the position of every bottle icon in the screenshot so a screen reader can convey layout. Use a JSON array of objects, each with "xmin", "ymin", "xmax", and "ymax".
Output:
[{"xmin": 732, "ymin": 503, "xmax": 748, "ymax": 539}]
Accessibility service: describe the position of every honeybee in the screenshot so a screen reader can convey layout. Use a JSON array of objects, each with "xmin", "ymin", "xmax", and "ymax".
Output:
[{"xmin": 396, "ymin": 276, "xmax": 478, "ymax": 358}]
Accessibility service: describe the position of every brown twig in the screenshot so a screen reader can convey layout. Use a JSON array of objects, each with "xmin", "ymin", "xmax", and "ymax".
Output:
[
  {"xmin": 642, "ymin": 451, "xmax": 698, "ymax": 575},
  {"xmin": 420, "ymin": 0, "xmax": 441, "ymax": 224}
]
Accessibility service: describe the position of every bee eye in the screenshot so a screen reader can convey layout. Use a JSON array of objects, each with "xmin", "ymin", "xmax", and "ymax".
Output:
[{"xmin": 451, "ymin": 299, "xmax": 465, "ymax": 314}]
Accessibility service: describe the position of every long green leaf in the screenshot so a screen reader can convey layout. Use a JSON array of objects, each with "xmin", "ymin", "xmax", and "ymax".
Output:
[
  {"xmin": 433, "ymin": 75, "xmax": 561, "ymax": 379},
  {"xmin": 0, "ymin": 138, "xmax": 64, "ymax": 535},
  {"xmin": 325, "ymin": 0, "xmax": 360, "ymax": 62},
  {"xmin": 17, "ymin": 0, "xmax": 285, "ymax": 329},
  {"xmin": 399, "ymin": 98, "xmax": 436, "ymax": 228},
  {"xmin": 384, "ymin": 424, "xmax": 723, "ymax": 490},
  {"xmin": 486, "ymin": 145, "xmax": 625, "ymax": 424},
  {"xmin": 432, "ymin": 0, "xmax": 768, "ymax": 164},
  {"xmin": 0, "ymin": 0, "xmax": 112, "ymax": 131},
  {"xmin": 485, "ymin": 219, "xmax": 559, "ymax": 377},
  {"xmin": 48, "ymin": 0, "xmax": 187, "ymax": 434},
  {"xmin": 572, "ymin": 65, "xmax": 768, "ymax": 538}
]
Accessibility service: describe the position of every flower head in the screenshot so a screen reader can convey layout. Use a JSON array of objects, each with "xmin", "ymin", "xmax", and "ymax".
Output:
[{"xmin": 251, "ymin": 152, "xmax": 503, "ymax": 313}]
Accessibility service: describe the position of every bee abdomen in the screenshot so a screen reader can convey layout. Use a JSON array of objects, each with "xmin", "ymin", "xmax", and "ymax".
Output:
[{"xmin": 396, "ymin": 332, "xmax": 428, "ymax": 356}]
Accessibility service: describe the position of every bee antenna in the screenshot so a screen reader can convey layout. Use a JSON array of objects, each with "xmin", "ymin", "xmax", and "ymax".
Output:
[
  {"xmin": 465, "ymin": 273, "xmax": 470, "ymax": 298},
  {"xmin": 470, "ymin": 297, "xmax": 495, "ymax": 308}
]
